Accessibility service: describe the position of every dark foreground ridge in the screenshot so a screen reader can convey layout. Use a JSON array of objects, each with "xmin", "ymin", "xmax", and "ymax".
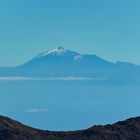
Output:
[{"xmin": 0, "ymin": 115, "xmax": 140, "ymax": 140}]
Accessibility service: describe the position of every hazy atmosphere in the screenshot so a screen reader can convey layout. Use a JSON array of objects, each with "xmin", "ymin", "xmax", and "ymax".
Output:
[
  {"xmin": 0, "ymin": 1, "xmax": 140, "ymax": 139},
  {"xmin": 0, "ymin": 0, "xmax": 140, "ymax": 66}
]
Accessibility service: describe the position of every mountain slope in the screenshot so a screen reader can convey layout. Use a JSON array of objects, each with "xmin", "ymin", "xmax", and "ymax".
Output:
[
  {"xmin": 0, "ymin": 115, "xmax": 140, "ymax": 140},
  {"xmin": 0, "ymin": 47, "xmax": 140, "ymax": 80}
]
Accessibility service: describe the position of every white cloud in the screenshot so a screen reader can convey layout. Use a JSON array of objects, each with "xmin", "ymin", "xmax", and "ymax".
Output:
[
  {"xmin": 25, "ymin": 108, "xmax": 48, "ymax": 113},
  {"xmin": 0, "ymin": 77, "xmax": 33, "ymax": 81},
  {"xmin": 0, "ymin": 76, "xmax": 108, "ymax": 81}
]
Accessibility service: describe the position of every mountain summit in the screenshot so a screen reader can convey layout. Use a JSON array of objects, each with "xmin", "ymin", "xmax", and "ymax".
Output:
[{"xmin": 35, "ymin": 47, "xmax": 79, "ymax": 58}]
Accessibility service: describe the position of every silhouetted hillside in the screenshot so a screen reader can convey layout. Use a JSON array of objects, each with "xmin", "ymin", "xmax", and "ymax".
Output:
[{"xmin": 0, "ymin": 115, "xmax": 140, "ymax": 140}]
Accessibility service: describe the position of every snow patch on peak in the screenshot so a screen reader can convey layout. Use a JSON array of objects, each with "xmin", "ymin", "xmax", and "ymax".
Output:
[
  {"xmin": 47, "ymin": 47, "xmax": 67, "ymax": 55},
  {"xmin": 74, "ymin": 55, "xmax": 83, "ymax": 61},
  {"xmin": 41, "ymin": 47, "xmax": 67, "ymax": 56},
  {"xmin": 35, "ymin": 47, "xmax": 79, "ymax": 58}
]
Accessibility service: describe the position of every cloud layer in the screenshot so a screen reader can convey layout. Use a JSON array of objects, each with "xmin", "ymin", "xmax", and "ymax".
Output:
[{"xmin": 0, "ymin": 77, "xmax": 107, "ymax": 81}]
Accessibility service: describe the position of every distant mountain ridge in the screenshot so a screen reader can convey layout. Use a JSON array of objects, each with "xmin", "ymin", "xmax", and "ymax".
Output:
[
  {"xmin": 0, "ymin": 47, "xmax": 140, "ymax": 80},
  {"xmin": 0, "ymin": 115, "xmax": 140, "ymax": 140}
]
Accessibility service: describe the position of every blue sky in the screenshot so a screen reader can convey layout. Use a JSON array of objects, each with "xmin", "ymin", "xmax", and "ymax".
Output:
[{"xmin": 0, "ymin": 0, "xmax": 140, "ymax": 66}]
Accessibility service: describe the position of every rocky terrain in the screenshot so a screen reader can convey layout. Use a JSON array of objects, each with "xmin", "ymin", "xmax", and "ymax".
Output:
[{"xmin": 0, "ymin": 115, "xmax": 140, "ymax": 140}]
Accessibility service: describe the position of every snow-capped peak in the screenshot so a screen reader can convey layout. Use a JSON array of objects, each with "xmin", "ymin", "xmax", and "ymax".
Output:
[
  {"xmin": 46, "ymin": 47, "xmax": 67, "ymax": 55},
  {"xmin": 36, "ymin": 47, "xmax": 79, "ymax": 58}
]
